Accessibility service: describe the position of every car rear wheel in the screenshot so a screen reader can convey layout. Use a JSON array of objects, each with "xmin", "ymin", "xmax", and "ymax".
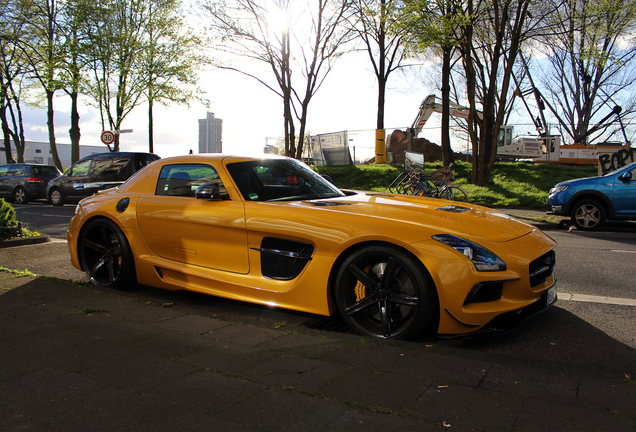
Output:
[
  {"xmin": 334, "ymin": 244, "xmax": 436, "ymax": 340},
  {"xmin": 13, "ymin": 187, "xmax": 27, "ymax": 204},
  {"xmin": 79, "ymin": 218, "xmax": 136, "ymax": 290},
  {"xmin": 571, "ymin": 199, "xmax": 606, "ymax": 231},
  {"xmin": 49, "ymin": 188, "xmax": 64, "ymax": 206}
]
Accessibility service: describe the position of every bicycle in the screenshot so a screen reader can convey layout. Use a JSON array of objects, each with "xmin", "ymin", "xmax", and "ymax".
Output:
[{"xmin": 389, "ymin": 164, "xmax": 469, "ymax": 203}]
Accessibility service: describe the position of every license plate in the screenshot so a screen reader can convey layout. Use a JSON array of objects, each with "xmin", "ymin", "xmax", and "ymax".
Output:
[{"xmin": 545, "ymin": 286, "xmax": 557, "ymax": 307}]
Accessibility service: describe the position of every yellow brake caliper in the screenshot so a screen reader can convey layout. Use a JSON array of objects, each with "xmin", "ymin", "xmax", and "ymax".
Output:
[{"xmin": 354, "ymin": 266, "xmax": 370, "ymax": 302}]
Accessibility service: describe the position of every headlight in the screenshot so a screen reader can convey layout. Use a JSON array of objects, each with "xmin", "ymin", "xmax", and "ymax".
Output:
[
  {"xmin": 549, "ymin": 184, "xmax": 569, "ymax": 194},
  {"xmin": 432, "ymin": 234, "xmax": 507, "ymax": 272},
  {"xmin": 74, "ymin": 203, "xmax": 82, "ymax": 215}
]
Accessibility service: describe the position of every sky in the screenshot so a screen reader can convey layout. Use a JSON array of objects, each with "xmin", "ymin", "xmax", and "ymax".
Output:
[{"xmin": 19, "ymin": 50, "xmax": 443, "ymax": 163}]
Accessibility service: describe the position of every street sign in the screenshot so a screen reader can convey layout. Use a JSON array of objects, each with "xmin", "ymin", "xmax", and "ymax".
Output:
[
  {"xmin": 101, "ymin": 131, "xmax": 115, "ymax": 145},
  {"xmin": 116, "ymin": 129, "xmax": 133, "ymax": 134}
]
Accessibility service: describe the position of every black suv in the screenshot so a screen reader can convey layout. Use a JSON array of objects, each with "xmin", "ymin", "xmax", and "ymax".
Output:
[
  {"xmin": 0, "ymin": 163, "xmax": 62, "ymax": 204},
  {"xmin": 47, "ymin": 152, "xmax": 160, "ymax": 206}
]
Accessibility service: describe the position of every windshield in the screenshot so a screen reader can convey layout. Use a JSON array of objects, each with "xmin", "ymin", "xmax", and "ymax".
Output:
[
  {"xmin": 602, "ymin": 160, "xmax": 636, "ymax": 177},
  {"xmin": 226, "ymin": 159, "xmax": 344, "ymax": 202}
]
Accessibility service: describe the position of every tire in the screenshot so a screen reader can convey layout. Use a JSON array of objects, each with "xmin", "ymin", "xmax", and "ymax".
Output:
[
  {"xmin": 13, "ymin": 187, "xmax": 28, "ymax": 204},
  {"xmin": 49, "ymin": 188, "xmax": 64, "ymax": 206},
  {"xmin": 334, "ymin": 244, "xmax": 437, "ymax": 340},
  {"xmin": 439, "ymin": 185, "xmax": 469, "ymax": 203},
  {"xmin": 570, "ymin": 199, "xmax": 606, "ymax": 231},
  {"xmin": 79, "ymin": 218, "xmax": 136, "ymax": 290}
]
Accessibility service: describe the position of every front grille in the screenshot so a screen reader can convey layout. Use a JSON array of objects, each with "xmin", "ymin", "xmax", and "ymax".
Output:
[{"xmin": 529, "ymin": 250, "xmax": 555, "ymax": 288}]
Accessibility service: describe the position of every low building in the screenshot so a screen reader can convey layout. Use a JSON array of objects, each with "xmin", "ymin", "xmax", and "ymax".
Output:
[{"xmin": 0, "ymin": 140, "xmax": 107, "ymax": 169}]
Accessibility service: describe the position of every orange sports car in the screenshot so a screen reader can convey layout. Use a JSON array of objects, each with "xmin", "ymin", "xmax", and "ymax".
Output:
[{"xmin": 67, "ymin": 154, "xmax": 557, "ymax": 340}]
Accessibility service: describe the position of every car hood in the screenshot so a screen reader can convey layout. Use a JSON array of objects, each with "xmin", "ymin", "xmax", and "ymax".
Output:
[
  {"xmin": 556, "ymin": 176, "xmax": 599, "ymax": 187},
  {"xmin": 296, "ymin": 191, "xmax": 536, "ymax": 244}
]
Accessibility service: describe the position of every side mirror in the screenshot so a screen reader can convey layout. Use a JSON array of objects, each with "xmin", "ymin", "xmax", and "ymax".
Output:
[
  {"xmin": 321, "ymin": 174, "xmax": 333, "ymax": 184},
  {"xmin": 195, "ymin": 182, "xmax": 221, "ymax": 200},
  {"xmin": 618, "ymin": 172, "xmax": 633, "ymax": 182}
]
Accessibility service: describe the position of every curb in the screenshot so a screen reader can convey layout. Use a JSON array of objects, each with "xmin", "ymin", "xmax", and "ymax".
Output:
[{"xmin": 0, "ymin": 235, "xmax": 51, "ymax": 249}]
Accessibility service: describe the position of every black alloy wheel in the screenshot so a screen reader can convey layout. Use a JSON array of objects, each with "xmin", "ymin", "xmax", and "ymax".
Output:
[
  {"xmin": 79, "ymin": 218, "xmax": 136, "ymax": 290},
  {"xmin": 334, "ymin": 244, "xmax": 436, "ymax": 340}
]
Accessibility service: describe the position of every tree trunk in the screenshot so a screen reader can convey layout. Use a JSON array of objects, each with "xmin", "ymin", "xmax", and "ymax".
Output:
[
  {"xmin": 148, "ymin": 99, "xmax": 154, "ymax": 153},
  {"xmin": 440, "ymin": 46, "xmax": 454, "ymax": 166},
  {"xmin": 1, "ymin": 105, "xmax": 14, "ymax": 163},
  {"xmin": 69, "ymin": 91, "xmax": 81, "ymax": 164},
  {"xmin": 46, "ymin": 90, "xmax": 62, "ymax": 169}
]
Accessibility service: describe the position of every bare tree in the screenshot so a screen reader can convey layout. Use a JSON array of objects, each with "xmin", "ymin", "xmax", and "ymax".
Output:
[
  {"xmin": 350, "ymin": 0, "xmax": 405, "ymax": 131},
  {"xmin": 199, "ymin": 0, "xmax": 356, "ymax": 159},
  {"xmin": 457, "ymin": 0, "xmax": 543, "ymax": 185},
  {"xmin": 535, "ymin": 0, "xmax": 636, "ymax": 145}
]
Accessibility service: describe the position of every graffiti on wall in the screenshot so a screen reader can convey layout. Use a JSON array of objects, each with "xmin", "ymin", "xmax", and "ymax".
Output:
[{"xmin": 598, "ymin": 147, "xmax": 636, "ymax": 175}]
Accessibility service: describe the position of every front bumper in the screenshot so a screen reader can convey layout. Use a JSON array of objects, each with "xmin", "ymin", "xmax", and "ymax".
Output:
[
  {"xmin": 440, "ymin": 281, "xmax": 558, "ymax": 338},
  {"xmin": 546, "ymin": 194, "xmax": 568, "ymax": 215}
]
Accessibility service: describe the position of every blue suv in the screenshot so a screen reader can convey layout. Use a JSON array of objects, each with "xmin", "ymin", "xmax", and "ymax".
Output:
[{"xmin": 547, "ymin": 161, "xmax": 636, "ymax": 230}]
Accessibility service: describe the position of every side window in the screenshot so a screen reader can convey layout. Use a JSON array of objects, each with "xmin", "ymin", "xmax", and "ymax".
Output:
[
  {"xmin": 134, "ymin": 155, "xmax": 157, "ymax": 171},
  {"xmin": 69, "ymin": 159, "xmax": 92, "ymax": 177},
  {"xmin": 92, "ymin": 157, "xmax": 130, "ymax": 176},
  {"xmin": 0, "ymin": 166, "xmax": 8, "ymax": 177},
  {"xmin": 155, "ymin": 164, "xmax": 228, "ymax": 198}
]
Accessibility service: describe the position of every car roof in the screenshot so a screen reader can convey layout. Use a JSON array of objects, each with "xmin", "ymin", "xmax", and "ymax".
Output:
[
  {"xmin": 0, "ymin": 163, "xmax": 58, "ymax": 168},
  {"xmin": 77, "ymin": 152, "xmax": 159, "ymax": 161},
  {"xmin": 157, "ymin": 154, "xmax": 287, "ymax": 165}
]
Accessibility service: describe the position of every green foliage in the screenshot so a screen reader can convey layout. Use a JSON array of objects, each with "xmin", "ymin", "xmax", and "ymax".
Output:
[
  {"xmin": 315, "ymin": 164, "xmax": 402, "ymax": 191},
  {"xmin": 0, "ymin": 199, "xmax": 42, "ymax": 241},
  {"xmin": 0, "ymin": 199, "xmax": 18, "ymax": 229},
  {"xmin": 315, "ymin": 162, "xmax": 598, "ymax": 208}
]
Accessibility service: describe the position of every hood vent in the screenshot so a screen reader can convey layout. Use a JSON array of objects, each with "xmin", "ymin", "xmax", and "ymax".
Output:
[{"xmin": 436, "ymin": 205, "xmax": 471, "ymax": 214}]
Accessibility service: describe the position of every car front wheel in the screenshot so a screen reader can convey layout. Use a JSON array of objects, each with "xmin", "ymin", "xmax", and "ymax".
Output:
[
  {"xmin": 79, "ymin": 218, "xmax": 136, "ymax": 290},
  {"xmin": 49, "ymin": 188, "xmax": 64, "ymax": 206},
  {"xmin": 571, "ymin": 199, "xmax": 606, "ymax": 231},
  {"xmin": 334, "ymin": 244, "xmax": 437, "ymax": 340}
]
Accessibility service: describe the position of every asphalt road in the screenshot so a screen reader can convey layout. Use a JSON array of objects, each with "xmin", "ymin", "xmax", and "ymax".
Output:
[
  {"xmin": 547, "ymin": 230, "xmax": 636, "ymax": 300},
  {"xmin": 13, "ymin": 201, "xmax": 76, "ymax": 238},
  {"xmin": 9, "ymin": 201, "xmax": 636, "ymax": 350}
]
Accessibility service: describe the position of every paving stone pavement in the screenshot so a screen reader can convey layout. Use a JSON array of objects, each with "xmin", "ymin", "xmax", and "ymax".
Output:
[{"xmin": 0, "ymin": 220, "xmax": 635, "ymax": 431}]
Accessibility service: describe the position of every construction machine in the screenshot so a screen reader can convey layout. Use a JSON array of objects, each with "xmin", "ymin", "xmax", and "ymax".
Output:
[{"xmin": 409, "ymin": 95, "xmax": 542, "ymax": 160}]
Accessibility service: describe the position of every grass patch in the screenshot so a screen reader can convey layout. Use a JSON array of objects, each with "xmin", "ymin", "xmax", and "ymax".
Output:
[
  {"xmin": 77, "ymin": 307, "xmax": 107, "ymax": 315},
  {"xmin": 315, "ymin": 162, "xmax": 597, "ymax": 208},
  {"xmin": 0, "ymin": 267, "xmax": 39, "ymax": 278}
]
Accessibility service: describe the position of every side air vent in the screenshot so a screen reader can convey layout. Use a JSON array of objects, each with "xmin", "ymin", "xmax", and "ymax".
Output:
[
  {"xmin": 529, "ymin": 251, "xmax": 555, "ymax": 288},
  {"xmin": 255, "ymin": 238, "xmax": 314, "ymax": 280}
]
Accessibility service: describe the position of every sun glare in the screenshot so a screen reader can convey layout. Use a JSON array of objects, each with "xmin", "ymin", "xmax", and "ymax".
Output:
[{"xmin": 266, "ymin": 5, "xmax": 289, "ymax": 37}]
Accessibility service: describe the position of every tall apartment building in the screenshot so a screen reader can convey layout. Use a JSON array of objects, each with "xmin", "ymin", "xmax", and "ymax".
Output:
[{"xmin": 198, "ymin": 112, "xmax": 223, "ymax": 153}]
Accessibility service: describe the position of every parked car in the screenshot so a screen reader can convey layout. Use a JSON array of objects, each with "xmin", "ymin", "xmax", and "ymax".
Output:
[
  {"xmin": 68, "ymin": 154, "xmax": 557, "ymax": 340},
  {"xmin": 547, "ymin": 161, "xmax": 636, "ymax": 230},
  {"xmin": 47, "ymin": 152, "xmax": 159, "ymax": 206},
  {"xmin": 0, "ymin": 163, "xmax": 62, "ymax": 204}
]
